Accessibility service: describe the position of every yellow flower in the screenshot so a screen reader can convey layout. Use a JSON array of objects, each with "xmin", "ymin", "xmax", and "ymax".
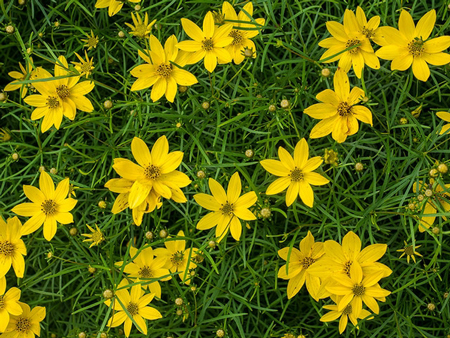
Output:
[
  {"xmin": 81, "ymin": 224, "xmax": 105, "ymax": 248},
  {"xmin": 320, "ymin": 294, "xmax": 372, "ymax": 334},
  {"xmin": 153, "ymin": 230, "xmax": 198, "ymax": 284},
  {"xmin": 194, "ymin": 172, "xmax": 257, "ymax": 242},
  {"xmin": 107, "ymin": 136, "xmax": 191, "ymax": 210},
  {"xmin": 260, "ymin": 138, "xmax": 329, "ymax": 207},
  {"xmin": 304, "ymin": 70, "xmax": 373, "ymax": 143},
  {"xmin": 125, "ymin": 12, "xmax": 156, "ymax": 39},
  {"xmin": 130, "ymin": 35, "xmax": 198, "ymax": 102},
  {"xmin": 319, "ymin": 9, "xmax": 379, "ymax": 78},
  {"xmin": 326, "ymin": 262, "xmax": 391, "ymax": 316},
  {"xmin": 115, "ymin": 246, "xmax": 170, "ymax": 298},
  {"xmin": 0, "ymin": 128, "xmax": 11, "ymax": 142},
  {"xmin": 0, "ymin": 275, "xmax": 23, "ymax": 332},
  {"xmin": 12, "ymin": 171, "xmax": 78, "ymax": 241},
  {"xmin": 176, "ymin": 11, "xmax": 234, "ymax": 72},
  {"xmin": 81, "ymin": 30, "xmax": 99, "ymax": 50},
  {"xmin": 71, "ymin": 50, "xmax": 95, "ymax": 78},
  {"xmin": 397, "ymin": 241, "xmax": 422, "ymax": 263},
  {"xmin": 323, "ymin": 149, "xmax": 338, "ymax": 166},
  {"xmin": 4, "ymin": 58, "xmax": 40, "ymax": 98},
  {"xmin": 437, "ymin": 111, "xmax": 450, "ymax": 135},
  {"xmin": 104, "ymin": 279, "xmax": 162, "ymax": 337},
  {"xmin": 95, "ymin": 0, "xmax": 140, "ymax": 17},
  {"xmin": 277, "ymin": 231, "xmax": 324, "ymax": 300},
  {"xmin": 0, "ymin": 302, "xmax": 46, "ymax": 338},
  {"xmin": 375, "ymin": 10, "xmax": 450, "ymax": 82},
  {"xmin": 413, "ymin": 180, "xmax": 450, "ymax": 232},
  {"xmin": 354, "ymin": 6, "xmax": 385, "ymax": 45},
  {"xmin": 0, "ymin": 217, "xmax": 27, "ymax": 278},
  {"xmin": 221, "ymin": 1, "xmax": 265, "ymax": 64}
]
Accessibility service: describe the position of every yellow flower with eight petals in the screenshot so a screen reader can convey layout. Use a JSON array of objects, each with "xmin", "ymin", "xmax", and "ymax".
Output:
[
  {"xmin": 81, "ymin": 224, "xmax": 105, "ymax": 248},
  {"xmin": 71, "ymin": 51, "xmax": 94, "ymax": 78},
  {"xmin": 0, "ymin": 302, "xmax": 46, "ymax": 338},
  {"xmin": 397, "ymin": 241, "xmax": 422, "ymax": 263},
  {"xmin": 81, "ymin": 30, "xmax": 99, "ymax": 50},
  {"xmin": 125, "ymin": 12, "xmax": 156, "ymax": 39},
  {"xmin": 355, "ymin": 6, "xmax": 385, "ymax": 45},
  {"xmin": 0, "ymin": 217, "xmax": 27, "ymax": 278},
  {"xmin": 194, "ymin": 172, "xmax": 257, "ymax": 242},
  {"xmin": 260, "ymin": 138, "xmax": 329, "ymax": 207},
  {"xmin": 0, "ymin": 280, "xmax": 23, "ymax": 332}
]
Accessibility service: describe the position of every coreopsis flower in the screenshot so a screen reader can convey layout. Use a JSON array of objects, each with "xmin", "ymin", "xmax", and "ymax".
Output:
[
  {"xmin": 125, "ymin": 12, "xmax": 156, "ymax": 39},
  {"xmin": 95, "ymin": 0, "xmax": 140, "ymax": 17},
  {"xmin": 327, "ymin": 262, "xmax": 391, "ymax": 315},
  {"xmin": 0, "ymin": 128, "xmax": 11, "ymax": 142},
  {"xmin": 221, "ymin": 1, "xmax": 265, "ymax": 64},
  {"xmin": 413, "ymin": 180, "xmax": 450, "ymax": 232},
  {"xmin": 130, "ymin": 35, "xmax": 198, "ymax": 102},
  {"xmin": 115, "ymin": 246, "xmax": 170, "ymax": 298},
  {"xmin": 81, "ymin": 30, "xmax": 99, "ymax": 50},
  {"xmin": 193, "ymin": 172, "xmax": 257, "ymax": 241},
  {"xmin": 323, "ymin": 149, "xmax": 339, "ymax": 166},
  {"xmin": 354, "ymin": 6, "xmax": 385, "ymax": 45},
  {"xmin": 319, "ymin": 9, "xmax": 379, "ymax": 78},
  {"xmin": 304, "ymin": 70, "xmax": 372, "ymax": 143},
  {"xmin": 176, "ymin": 11, "xmax": 234, "ymax": 72},
  {"xmin": 154, "ymin": 230, "xmax": 198, "ymax": 284},
  {"xmin": 320, "ymin": 294, "xmax": 372, "ymax": 334},
  {"xmin": 397, "ymin": 241, "xmax": 422, "ymax": 263},
  {"xmin": 107, "ymin": 136, "xmax": 191, "ymax": 209},
  {"xmin": 104, "ymin": 279, "xmax": 162, "ymax": 337},
  {"xmin": 260, "ymin": 138, "xmax": 329, "ymax": 207},
  {"xmin": 0, "ymin": 217, "xmax": 27, "ymax": 278},
  {"xmin": 4, "ymin": 58, "xmax": 40, "ymax": 98},
  {"xmin": 437, "ymin": 111, "xmax": 450, "ymax": 135},
  {"xmin": 71, "ymin": 50, "xmax": 94, "ymax": 78},
  {"xmin": 0, "ymin": 278, "xmax": 23, "ymax": 331},
  {"xmin": 12, "ymin": 171, "xmax": 77, "ymax": 241},
  {"xmin": 277, "ymin": 231, "xmax": 324, "ymax": 300},
  {"xmin": 81, "ymin": 224, "xmax": 105, "ymax": 248},
  {"xmin": 0, "ymin": 302, "xmax": 46, "ymax": 338},
  {"xmin": 375, "ymin": 10, "xmax": 450, "ymax": 82}
]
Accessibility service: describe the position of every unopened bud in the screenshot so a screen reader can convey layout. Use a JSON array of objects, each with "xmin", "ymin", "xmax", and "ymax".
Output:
[
  {"xmin": 69, "ymin": 227, "xmax": 78, "ymax": 236},
  {"xmin": 321, "ymin": 68, "xmax": 330, "ymax": 77},
  {"xmin": 245, "ymin": 149, "xmax": 254, "ymax": 158},
  {"xmin": 6, "ymin": 25, "xmax": 15, "ymax": 34},
  {"xmin": 104, "ymin": 100, "xmax": 113, "ymax": 109},
  {"xmin": 438, "ymin": 163, "xmax": 448, "ymax": 174},
  {"xmin": 175, "ymin": 298, "xmax": 183, "ymax": 306},
  {"xmin": 268, "ymin": 104, "xmax": 276, "ymax": 112},
  {"xmin": 280, "ymin": 99, "xmax": 289, "ymax": 109},
  {"xmin": 12, "ymin": 153, "xmax": 19, "ymax": 161},
  {"xmin": 103, "ymin": 289, "xmax": 114, "ymax": 299},
  {"xmin": 98, "ymin": 200, "xmax": 107, "ymax": 209},
  {"xmin": 159, "ymin": 229, "xmax": 168, "ymax": 238},
  {"xmin": 145, "ymin": 231, "xmax": 154, "ymax": 240},
  {"xmin": 196, "ymin": 170, "xmax": 206, "ymax": 179},
  {"xmin": 201, "ymin": 101, "xmax": 210, "ymax": 109},
  {"xmin": 355, "ymin": 162, "xmax": 364, "ymax": 172},
  {"xmin": 216, "ymin": 329, "xmax": 225, "ymax": 338},
  {"xmin": 429, "ymin": 168, "xmax": 438, "ymax": 177},
  {"xmin": 427, "ymin": 303, "xmax": 435, "ymax": 311}
]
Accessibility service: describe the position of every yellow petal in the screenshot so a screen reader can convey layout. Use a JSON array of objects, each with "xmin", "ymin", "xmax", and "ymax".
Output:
[
  {"xmin": 333, "ymin": 70, "xmax": 350, "ymax": 101},
  {"xmin": 131, "ymin": 137, "xmax": 152, "ymax": 168},
  {"xmin": 412, "ymin": 57, "xmax": 430, "ymax": 82},
  {"xmin": 194, "ymin": 193, "xmax": 220, "ymax": 211},
  {"xmin": 181, "ymin": 18, "xmax": 203, "ymax": 41},
  {"xmin": 227, "ymin": 172, "xmax": 241, "ymax": 204},
  {"xmin": 326, "ymin": 21, "xmax": 348, "ymax": 43},
  {"xmin": 298, "ymin": 180, "xmax": 314, "ymax": 207},
  {"xmin": 23, "ymin": 185, "xmax": 45, "ymax": 204},
  {"xmin": 260, "ymin": 159, "xmax": 290, "ymax": 176},
  {"xmin": 391, "ymin": 53, "xmax": 413, "ymax": 71},
  {"xmin": 398, "ymin": 10, "xmax": 415, "ymax": 41},
  {"xmin": 229, "ymin": 216, "xmax": 242, "ymax": 241},
  {"xmin": 414, "ymin": 9, "xmax": 435, "ymax": 41},
  {"xmin": 304, "ymin": 103, "xmax": 337, "ymax": 120},
  {"xmin": 208, "ymin": 178, "xmax": 227, "ymax": 204},
  {"xmin": 43, "ymin": 216, "xmax": 57, "ymax": 241},
  {"xmin": 304, "ymin": 172, "xmax": 329, "ymax": 186},
  {"xmin": 203, "ymin": 11, "xmax": 215, "ymax": 39},
  {"xmin": 286, "ymin": 181, "xmax": 299, "ymax": 207},
  {"xmin": 196, "ymin": 211, "xmax": 221, "ymax": 230},
  {"xmin": 39, "ymin": 171, "xmax": 55, "ymax": 199},
  {"xmin": 266, "ymin": 176, "xmax": 290, "ymax": 195}
]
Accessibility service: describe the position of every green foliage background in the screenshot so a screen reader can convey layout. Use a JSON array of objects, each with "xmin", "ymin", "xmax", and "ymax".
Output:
[{"xmin": 1, "ymin": 0, "xmax": 450, "ymax": 337}]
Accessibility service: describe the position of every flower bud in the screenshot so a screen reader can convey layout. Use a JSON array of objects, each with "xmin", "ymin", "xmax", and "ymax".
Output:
[
  {"xmin": 321, "ymin": 68, "xmax": 330, "ymax": 77},
  {"xmin": 104, "ymin": 100, "xmax": 113, "ymax": 109}
]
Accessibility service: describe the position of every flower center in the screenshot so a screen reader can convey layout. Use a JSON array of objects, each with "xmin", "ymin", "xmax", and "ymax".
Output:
[
  {"xmin": 80, "ymin": 62, "xmax": 92, "ymax": 73},
  {"xmin": 156, "ymin": 64, "xmax": 173, "ymax": 78},
  {"xmin": 289, "ymin": 168, "xmax": 304, "ymax": 182},
  {"xmin": 352, "ymin": 283, "xmax": 365, "ymax": 296},
  {"xmin": 139, "ymin": 265, "xmax": 153, "ymax": 278},
  {"xmin": 126, "ymin": 302, "xmax": 139, "ymax": 316},
  {"xmin": 47, "ymin": 96, "xmax": 60, "ymax": 109},
  {"xmin": 202, "ymin": 38, "xmax": 214, "ymax": 51},
  {"xmin": 229, "ymin": 30, "xmax": 245, "ymax": 46},
  {"xmin": 408, "ymin": 38, "xmax": 424, "ymax": 57},
  {"xmin": 91, "ymin": 231, "xmax": 103, "ymax": 243},
  {"xmin": 301, "ymin": 256, "xmax": 315, "ymax": 269},
  {"xmin": 0, "ymin": 241, "xmax": 15, "ymax": 257},
  {"xmin": 361, "ymin": 27, "xmax": 374, "ymax": 39},
  {"xmin": 343, "ymin": 261, "xmax": 352, "ymax": 277},
  {"xmin": 88, "ymin": 36, "xmax": 97, "ymax": 47},
  {"xmin": 56, "ymin": 85, "xmax": 70, "ymax": 100},
  {"xmin": 342, "ymin": 304, "xmax": 352, "ymax": 315},
  {"xmin": 171, "ymin": 251, "xmax": 184, "ymax": 267},
  {"xmin": 345, "ymin": 39, "xmax": 360, "ymax": 54},
  {"xmin": 41, "ymin": 199, "xmax": 57, "ymax": 216},
  {"xmin": 220, "ymin": 202, "xmax": 234, "ymax": 215},
  {"xmin": 337, "ymin": 102, "xmax": 352, "ymax": 117},
  {"xmin": 134, "ymin": 23, "xmax": 148, "ymax": 38},
  {"xmin": 144, "ymin": 164, "xmax": 161, "ymax": 180},
  {"xmin": 404, "ymin": 245, "xmax": 414, "ymax": 256},
  {"xmin": 15, "ymin": 317, "xmax": 32, "ymax": 333}
]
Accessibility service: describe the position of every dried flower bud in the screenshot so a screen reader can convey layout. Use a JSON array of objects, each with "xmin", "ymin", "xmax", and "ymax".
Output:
[
  {"xmin": 39, "ymin": 165, "xmax": 46, "ymax": 172},
  {"xmin": 425, "ymin": 189, "xmax": 433, "ymax": 197},
  {"xmin": 134, "ymin": 4, "xmax": 141, "ymax": 11},
  {"xmin": 145, "ymin": 231, "xmax": 154, "ymax": 240},
  {"xmin": 49, "ymin": 167, "xmax": 57, "ymax": 174},
  {"xmin": 103, "ymin": 289, "xmax": 114, "ymax": 299},
  {"xmin": 18, "ymin": 0, "xmax": 26, "ymax": 5},
  {"xmin": 321, "ymin": 68, "xmax": 330, "ymax": 77},
  {"xmin": 427, "ymin": 303, "xmax": 435, "ymax": 311},
  {"xmin": 6, "ymin": 25, "xmax": 15, "ymax": 34},
  {"xmin": 260, "ymin": 207, "xmax": 271, "ymax": 218},
  {"xmin": 245, "ymin": 149, "xmax": 254, "ymax": 158},
  {"xmin": 201, "ymin": 101, "xmax": 210, "ymax": 109},
  {"xmin": 98, "ymin": 200, "xmax": 107, "ymax": 209},
  {"xmin": 417, "ymin": 194, "xmax": 424, "ymax": 202},
  {"xmin": 268, "ymin": 104, "xmax": 276, "ymax": 112},
  {"xmin": 196, "ymin": 170, "xmax": 206, "ymax": 179},
  {"xmin": 216, "ymin": 329, "xmax": 225, "ymax": 338},
  {"xmin": 100, "ymin": 333, "xmax": 107, "ymax": 338},
  {"xmin": 104, "ymin": 100, "xmax": 113, "ymax": 109},
  {"xmin": 280, "ymin": 99, "xmax": 289, "ymax": 109},
  {"xmin": 175, "ymin": 298, "xmax": 183, "ymax": 306},
  {"xmin": 355, "ymin": 162, "xmax": 364, "ymax": 172}
]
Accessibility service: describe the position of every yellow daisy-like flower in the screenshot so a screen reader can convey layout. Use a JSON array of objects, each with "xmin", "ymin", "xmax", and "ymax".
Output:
[
  {"xmin": 0, "ymin": 217, "xmax": 27, "ymax": 278},
  {"xmin": 193, "ymin": 172, "xmax": 257, "ymax": 242},
  {"xmin": 104, "ymin": 279, "xmax": 162, "ymax": 337},
  {"xmin": 413, "ymin": 180, "xmax": 450, "ymax": 232},
  {"xmin": 81, "ymin": 30, "xmax": 99, "ymax": 50},
  {"xmin": 304, "ymin": 70, "xmax": 373, "ymax": 143},
  {"xmin": 95, "ymin": 0, "xmax": 140, "ymax": 17},
  {"xmin": 0, "ymin": 280, "xmax": 23, "ymax": 332},
  {"xmin": 154, "ymin": 230, "xmax": 198, "ymax": 284},
  {"xmin": 437, "ymin": 111, "xmax": 450, "ymax": 135},
  {"xmin": 221, "ymin": 1, "xmax": 265, "ymax": 64},
  {"xmin": 277, "ymin": 231, "xmax": 324, "ymax": 300},
  {"xmin": 130, "ymin": 35, "xmax": 198, "ymax": 102},
  {"xmin": 107, "ymin": 136, "xmax": 191, "ymax": 210},
  {"xmin": 260, "ymin": 138, "xmax": 329, "ymax": 207},
  {"xmin": 125, "ymin": 12, "xmax": 156, "ymax": 39},
  {"xmin": 354, "ymin": 6, "xmax": 385, "ymax": 45},
  {"xmin": 327, "ymin": 262, "xmax": 391, "ymax": 316},
  {"xmin": 71, "ymin": 50, "xmax": 95, "ymax": 78},
  {"xmin": 176, "ymin": 11, "xmax": 234, "ymax": 72},
  {"xmin": 319, "ymin": 9, "xmax": 380, "ymax": 78},
  {"xmin": 0, "ymin": 129, "xmax": 11, "ymax": 142},
  {"xmin": 12, "ymin": 171, "xmax": 78, "ymax": 241},
  {"xmin": 4, "ymin": 58, "xmax": 40, "ymax": 98},
  {"xmin": 0, "ymin": 302, "xmax": 46, "ymax": 338},
  {"xmin": 115, "ymin": 246, "xmax": 170, "ymax": 298},
  {"xmin": 81, "ymin": 224, "xmax": 105, "ymax": 248},
  {"xmin": 376, "ymin": 10, "xmax": 450, "ymax": 82},
  {"xmin": 320, "ymin": 294, "xmax": 372, "ymax": 334},
  {"xmin": 397, "ymin": 241, "xmax": 422, "ymax": 264}
]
